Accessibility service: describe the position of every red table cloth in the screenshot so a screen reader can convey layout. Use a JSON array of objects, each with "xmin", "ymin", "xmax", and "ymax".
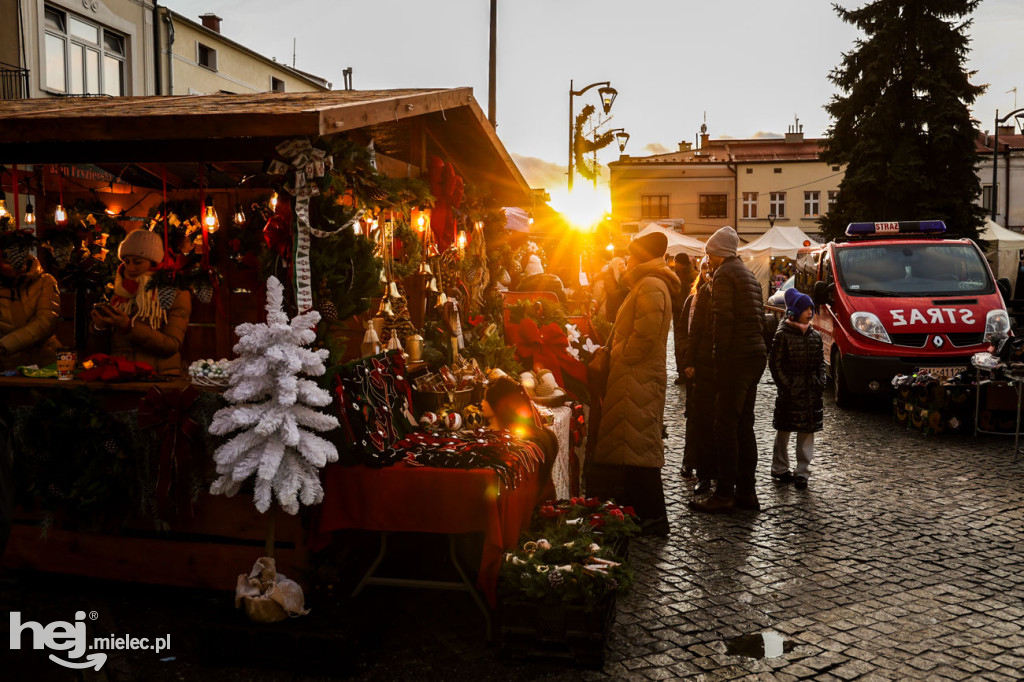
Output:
[{"xmin": 311, "ymin": 462, "xmax": 542, "ymax": 607}]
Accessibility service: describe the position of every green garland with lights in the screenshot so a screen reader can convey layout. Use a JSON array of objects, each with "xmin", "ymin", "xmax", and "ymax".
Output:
[{"xmin": 573, "ymin": 104, "xmax": 617, "ymax": 183}]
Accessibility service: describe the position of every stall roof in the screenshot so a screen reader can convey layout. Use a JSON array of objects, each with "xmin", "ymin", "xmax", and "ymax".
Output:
[{"xmin": 0, "ymin": 88, "xmax": 532, "ymax": 205}]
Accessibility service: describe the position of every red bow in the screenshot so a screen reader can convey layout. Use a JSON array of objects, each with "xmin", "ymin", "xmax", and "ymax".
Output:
[
  {"xmin": 138, "ymin": 386, "xmax": 201, "ymax": 519},
  {"xmin": 262, "ymin": 196, "xmax": 293, "ymax": 260},
  {"xmin": 506, "ymin": 319, "xmax": 587, "ymax": 387},
  {"xmin": 78, "ymin": 354, "xmax": 156, "ymax": 382}
]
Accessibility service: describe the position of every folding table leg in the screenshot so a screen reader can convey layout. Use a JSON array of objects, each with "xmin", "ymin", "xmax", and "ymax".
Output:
[{"xmin": 352, "ymin": 530, "xmax": 389, "ymax": 598}]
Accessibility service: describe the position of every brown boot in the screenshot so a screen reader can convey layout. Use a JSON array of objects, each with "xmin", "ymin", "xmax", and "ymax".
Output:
[{"xmin": 689, "ymin": 493, "xmax": 735, "ymax": 514}]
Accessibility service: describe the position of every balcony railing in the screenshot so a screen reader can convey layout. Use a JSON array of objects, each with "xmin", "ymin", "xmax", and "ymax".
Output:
[{"xmin": 1, "ymin": 61, "xmax": 30, "ymax": 100}]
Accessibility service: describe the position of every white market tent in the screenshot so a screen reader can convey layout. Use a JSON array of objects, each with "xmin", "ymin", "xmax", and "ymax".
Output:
[
  {"xmin": 632, "ymin": 223, "xmax": 705, "ymax": 259},
  {"xmin": 738, "ymin": 226, "xmax": 820, "ymax": 301},
  {"xmin": 979, "ymin": 219, "xmax": 1024, "ymax": 284}
]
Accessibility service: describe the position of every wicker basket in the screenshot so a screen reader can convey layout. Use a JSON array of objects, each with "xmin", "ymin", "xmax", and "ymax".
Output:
[{"xmin": 412, "ymin": 385, "xmax": 484, "ymax": 414}]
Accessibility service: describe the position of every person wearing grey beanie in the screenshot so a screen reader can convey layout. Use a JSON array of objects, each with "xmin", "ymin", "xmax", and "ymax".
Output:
[
  {"xmin": 690, "ymin": 226, "xmax": 768, "ymax": 515},
  {"xmin": 704, "ymin": 226, "xmax": 739, "ymax": 258}
]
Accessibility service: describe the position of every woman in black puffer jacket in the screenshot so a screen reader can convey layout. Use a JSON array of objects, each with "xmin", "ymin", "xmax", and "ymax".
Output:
[
  {"xmin": 681, "ymin": 258, "xmax": 716, "ymax": 495},
  {"xmin": 768, "ymin": 289, "xmax": 826, "ymax": 488}
]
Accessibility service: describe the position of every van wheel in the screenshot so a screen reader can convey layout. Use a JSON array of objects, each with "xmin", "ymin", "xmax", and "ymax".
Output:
[{"xmin": 832, "ymin": 349, "xmax": 851, "ymax": 408}]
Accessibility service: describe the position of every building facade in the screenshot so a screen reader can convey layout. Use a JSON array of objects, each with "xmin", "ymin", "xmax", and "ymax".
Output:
[
  {"xmin": 976, "ymin": 127, "xmax": 1024, "ymax": 232},
  {"xmin": 609, "ymin": 125, "xmax": 843, "ymax": 242},
  {"xmin": 0, "ymin": 2, "xmax": 328, "ymax": 101}
]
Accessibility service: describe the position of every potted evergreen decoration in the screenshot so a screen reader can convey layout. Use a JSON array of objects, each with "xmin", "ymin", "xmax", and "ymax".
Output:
[{"xmin": 498, "ymin": 498, "xmax": 639, "ymax": 668}]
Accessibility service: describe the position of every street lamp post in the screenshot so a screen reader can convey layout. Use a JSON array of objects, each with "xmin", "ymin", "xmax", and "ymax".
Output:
[
  {"xmin": 767, "ymin": 213, "xmax": 777, "ymax": 229},
  {"xmin": 991, "ymin": 107, "xmax": 1024, "ymax": 223},
  {"xmin": 587, "ymin": 128, "xmax": 630, "ymax": 189},
  {"xmin": 568, "ymin": 80, "xmax": 617, "ymax": 192}
]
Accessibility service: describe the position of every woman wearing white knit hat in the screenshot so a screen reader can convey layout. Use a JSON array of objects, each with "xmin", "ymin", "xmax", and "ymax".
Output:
[{"xmin": 88, "ymin": 228, "xmax": 192, "ymax": 376}]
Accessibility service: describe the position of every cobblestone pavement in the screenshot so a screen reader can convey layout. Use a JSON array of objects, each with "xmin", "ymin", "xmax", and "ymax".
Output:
[{"xmin": 4, "ymin": 358, "xmax": 1024, "ymax": 680}]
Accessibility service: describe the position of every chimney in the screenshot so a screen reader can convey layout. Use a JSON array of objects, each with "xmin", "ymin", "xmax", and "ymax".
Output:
[
  {"xmin": 699, "ymin": 133, "xmax": 710, "ymax": 148},
  {"xmin": 998, "ymin": 125, "xmax": 1016, "ymax": 137},
  {"xmin": 200, "ymin": 13, "xmax": 222, "ymax": 33},
  {"xmin": 678, "ymin": 141, "xmax": 692, "ymax": 152}
]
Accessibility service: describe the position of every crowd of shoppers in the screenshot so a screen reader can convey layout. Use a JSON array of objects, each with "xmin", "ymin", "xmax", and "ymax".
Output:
[{"xmin": 586, "ymin": 224, "xmax": 823, "ymax": 533}]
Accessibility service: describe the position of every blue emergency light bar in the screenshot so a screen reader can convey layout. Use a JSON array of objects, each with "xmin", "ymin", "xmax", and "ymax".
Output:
[{"xmin": 845, "ymin": 221, "xmax": 946, "ymax": 236}]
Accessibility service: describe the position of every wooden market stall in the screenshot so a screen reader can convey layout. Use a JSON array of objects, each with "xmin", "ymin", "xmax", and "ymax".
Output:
[{"xmin": 0, "ymin": 88, "xmax": 535, "ymax": 589}]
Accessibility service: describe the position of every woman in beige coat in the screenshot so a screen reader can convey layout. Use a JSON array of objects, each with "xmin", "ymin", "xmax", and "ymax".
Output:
[
  {"xmin": 89, "ymin": 229, "xmax": 190, "ymax": 376},
  {"xmin": 586, "ymin": 232, "xmax": 680, "ymax": 536},
  {"xmin": 0, "ymin": 248, "xmax": 62, "ymax": 371}
]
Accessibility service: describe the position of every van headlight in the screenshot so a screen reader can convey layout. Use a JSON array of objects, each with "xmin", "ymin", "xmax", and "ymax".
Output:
[
  {"xmin": 851, "ymin": 311, "xmax": 891, "ymax": 344},
  {"xmin": 984, "ymin": 309, "xmax": 1011, "ymax": 341}
]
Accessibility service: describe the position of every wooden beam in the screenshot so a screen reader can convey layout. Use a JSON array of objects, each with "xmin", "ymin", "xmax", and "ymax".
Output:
[
  {"xmin": 0, "ymin": 138, "xmax": 285, "ymax": 166},
  {"xmin": 3, "ymin": 112, "xmax": 320, "ymax": 145},
  {"xmin": 318, "ymin": 88, "xmax": 474, "ymax": 136}
]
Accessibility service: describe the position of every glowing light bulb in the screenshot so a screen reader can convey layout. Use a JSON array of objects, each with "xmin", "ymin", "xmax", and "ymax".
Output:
[
  {"xmin": 457, "ymin": 230, "xmax": 467, "ymax": 250},
  {"xmin": 0, "ymin": 199, "xmax": 7, "ymax": 218},
  {"xmin": 24, "ymin": 202, "xmax": 35, "ymax": 225},
  {"xmin": 54, "ymin": 204, "xmax": 67, "ymax": 224},
  {"xmin": 204, "ymin": 196, "xmax": 218, "ymax": 232},
  {"xmin": 233, "ymin": 204, "xmax": 246, "ymax": 225},
  {"xmin": 416, "ymin": 214, "xmax": 426, "ymax": 231},
  {"xmin": 269, "ymin": 191, "xmax": 278, "ymax": 209}
]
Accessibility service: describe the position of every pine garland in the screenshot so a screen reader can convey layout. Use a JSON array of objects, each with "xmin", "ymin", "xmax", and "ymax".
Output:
[{"xmin": 573, "ymin": 104, "xmax": 617, "ymax": 183}]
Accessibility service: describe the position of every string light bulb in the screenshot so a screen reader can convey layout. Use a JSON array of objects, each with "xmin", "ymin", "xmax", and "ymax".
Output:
[
  {"xmin": 24, "ymin": 201, "xmax": 35, "ymax": 225},
  {"xmin": 269, "ymin": 191, "xmax": 278, "ymax": 209},
  {"xmin": 416, "ymin": 213, "xmax": 426, "ymax": 232},
  {"xmin": 204, "ymin": 195, "xmax": 219, "ymax": 232},
  {"xmin": 233, "ymin": 203, "xmax": 246, "ymax": 226},
  {"xmin": 456, "ymin": 230, "xmax": 467, "ymax": 251},
  {"xmin": 54, "ymin": 204, "xmax": 67, "ymax": 224},
  {"xmin": 0, "ymin": 194, "xmax": 7, "ymax": 219}
]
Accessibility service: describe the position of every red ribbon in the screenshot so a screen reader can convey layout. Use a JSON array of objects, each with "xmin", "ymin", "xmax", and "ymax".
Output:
[
  {"xmin": 506, "ymin": 318, "xmax": 587, "ymax": 387},
  {"xmin": 138, "ymin": 386, "xmax": 201, "ymax": 518}
]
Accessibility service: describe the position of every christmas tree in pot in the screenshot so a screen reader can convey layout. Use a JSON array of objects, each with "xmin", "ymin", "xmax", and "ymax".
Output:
[{"xmin": 209, "ymin": 276, "xmax": 339, "ymax": 515}]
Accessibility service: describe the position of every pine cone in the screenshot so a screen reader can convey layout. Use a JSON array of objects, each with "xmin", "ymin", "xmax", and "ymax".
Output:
[
  {"xmin": 319, "ymin": 299, "xmax": 338, "ymax": 321},
  {"xmin": 6, "ymin": 246, "xmax": 28, "ymax": 271},
  {"xmin": 192, "ymin": 281, "xmax": 213, "ymax": 305},
  {"xmin": 157, "ymin": 286, "xmax": 177, "ymax": 309}
]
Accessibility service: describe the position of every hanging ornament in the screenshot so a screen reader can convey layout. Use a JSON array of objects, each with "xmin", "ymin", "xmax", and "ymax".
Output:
[
  {"xmin": 426, "ymin": 277, "xmax": 439, "ymax": 293},
  {"xmin": 388, "ymin": 281, "xmax": 400, "ymax": 299},
  {"xmin": 427, "ymin": 243, "xmax": 441, "ymax": 258},
  {"xmin": 360, "ymin": 321, "xmax": 381, "ymax": 357},
  {"xmin": 435, "ymin": 292, "xmax": 448, "ymax": 307},
  {"xmin": 378, "ymin": 299, "xmax": 394, "ymax": 318},
  {"xmin": 418, "ymin": 262, "xmax": 433, "ymax": 276}
]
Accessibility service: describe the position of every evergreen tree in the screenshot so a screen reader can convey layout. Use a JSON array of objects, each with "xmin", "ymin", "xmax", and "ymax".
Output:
[
  {"xmin": 209, "ymin": 276, "xmax": 339, "ymax": 515},
  {"xmin": 819, "ymin": 0, "xmax": 985, "ymax": 241}
]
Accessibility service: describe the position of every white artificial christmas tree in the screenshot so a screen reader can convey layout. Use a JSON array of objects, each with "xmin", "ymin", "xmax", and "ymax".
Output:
[{"xmin": 209, "ymin": 276, "xmax": 339, "ymax": 515}]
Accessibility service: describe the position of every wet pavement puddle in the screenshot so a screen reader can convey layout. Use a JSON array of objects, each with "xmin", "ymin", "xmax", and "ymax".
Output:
[{"xmin": 724, "ymin": 630, "xmax": 795, "ymax": 658}]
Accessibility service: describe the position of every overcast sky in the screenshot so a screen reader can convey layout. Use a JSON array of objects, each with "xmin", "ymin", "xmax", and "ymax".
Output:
[{"xmin": 166, "ymin": 0, "xmax": 1024, "ymax": 199}]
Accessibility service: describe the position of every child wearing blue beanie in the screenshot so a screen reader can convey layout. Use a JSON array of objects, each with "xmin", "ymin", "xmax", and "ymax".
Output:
[{"xmin": 768, "ymin": 288, "xmax": 826, "ymax": 489}]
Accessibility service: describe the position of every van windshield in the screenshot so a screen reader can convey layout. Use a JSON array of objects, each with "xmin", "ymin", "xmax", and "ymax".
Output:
[{"xmin": 834, "ymin": 243, "xmax": 993, "ymax": 297}]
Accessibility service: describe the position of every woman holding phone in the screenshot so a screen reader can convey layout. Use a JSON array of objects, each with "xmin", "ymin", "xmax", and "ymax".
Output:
[{"xmin": 89, "ymin": 229, "xmax": 191, "ymax": 376}]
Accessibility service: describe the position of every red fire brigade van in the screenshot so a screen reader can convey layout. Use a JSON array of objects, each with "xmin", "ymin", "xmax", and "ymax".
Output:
[{"xmin": 791, "ymin": 221, "xmax": 1011, "ymax": 406}]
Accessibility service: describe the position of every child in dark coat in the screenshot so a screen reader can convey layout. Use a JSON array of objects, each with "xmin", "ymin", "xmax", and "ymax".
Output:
[{"xmin": 768, "ymin": 288, "xmax": 826, "ymax": 489}]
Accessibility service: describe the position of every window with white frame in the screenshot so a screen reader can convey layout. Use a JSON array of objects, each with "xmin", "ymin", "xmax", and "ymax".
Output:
[
  {"xmin": 827, "ymin": 190, "xmax": 839, "ymax": 213},
  {"xmin": 804, "ymin": 191, "xmax": 820, "ymax": 218},
  {"xmin": 982, "ymin": 185, "xmax": 993, "ymax": 211},
  {"xmin": 769, "ymin": 192, "xmax": 786, "ymax": 218},
  {"xmin": 742, "ymin": 192, "xmax": 758, "ymax": 219},
  {"xmin": 640, "ymin": 195, "xmax": 669, "ymax": 220},
  {"xmin": 43, "ymin": 6, "xmax": 126, "ymax": 96},
  {"xmin": 197, "ymin": 43, "xmax": 218, "ymax": 71}
]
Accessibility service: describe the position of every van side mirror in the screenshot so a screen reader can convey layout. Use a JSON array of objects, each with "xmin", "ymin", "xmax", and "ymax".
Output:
[
  {"xmin": 812, "ymin": 280, "xmax": 832, "ymax": 306},
  {"xmin": 997, "ymin": 277, "xmax": 1012, "ymax": 299}
]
